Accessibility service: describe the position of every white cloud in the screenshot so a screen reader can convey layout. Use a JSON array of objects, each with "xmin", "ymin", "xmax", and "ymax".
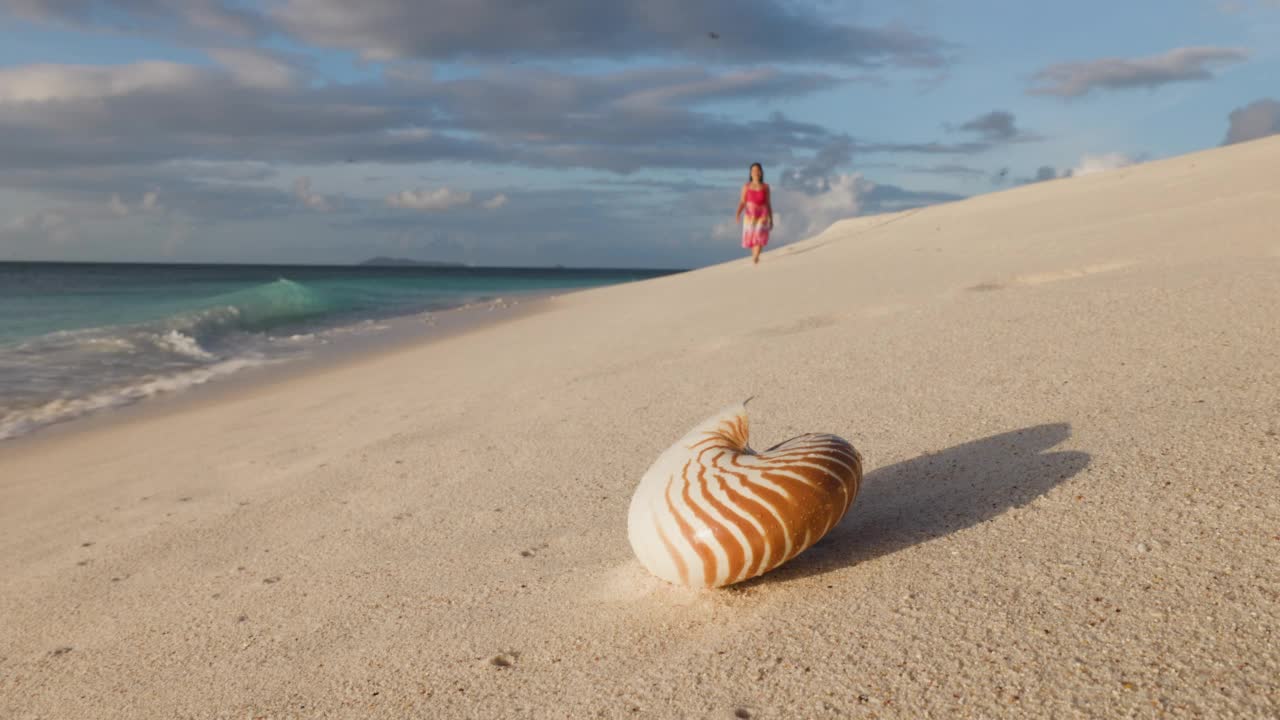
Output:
[
  {"xmin": 164, "ymin": 217, "xmax": 193, "ymax": 257},
  {"xmin": 386, "ymin": 187, "xmax": 472, "ymax": 211},
  {"xmin": 481, "ymin": 193, "xmax": 508, "ymax": 210},
  {"xmin": 4, "ymin": 193, "xmax": 188, "ymax": 258},
  {"xmin": 1018, "ymin": 152, "xmax": 1141, "ymax": 184},
  {"xmin": 773, "ymin": 174, "xmax": 866, "ymax": 241},
  {"xmin": 106, "ymin": 191, "xmax": 163, "ymax": 217},
  {"xmin": 1071, "ymin": 153, "xmax": 1137, "ymax": 176},
  {"xmin": 292, "ymin": 177, "xmax": 332, "ymax": 212},
  {"xmin": 42, "ymin": 213, "xmax": 74, "ymax": 244},
  {"xmin": 0, "ymin": 62, "xmax": 201, "ymax": 103},
  {"xmin": 8, "ymin": 0, "xmax": 267, "ymax": 40},
  {"xmin": 713, "ymin": 173, "xmax": 865, "ymax": 246},
  {"xmin": 711, "ymin": 217, "xmax": 739, "ymax": 241},
  {"xmin": 8, "ymin": 209, "xmax": 75, "ymax": 244}
]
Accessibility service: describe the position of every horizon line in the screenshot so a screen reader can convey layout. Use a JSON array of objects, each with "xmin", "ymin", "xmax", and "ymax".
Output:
[{"xmin": 0, "ymin": 259, "xmax": 692, "ymax": 273}]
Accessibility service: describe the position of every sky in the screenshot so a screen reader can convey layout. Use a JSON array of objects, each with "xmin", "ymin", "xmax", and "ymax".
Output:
[{"xmin": 0, "ymin": 1, "xmax": 1278, "ymax": 269}]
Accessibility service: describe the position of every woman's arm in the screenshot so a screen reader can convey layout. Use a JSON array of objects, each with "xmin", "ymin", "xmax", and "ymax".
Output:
[
  {"xmin": 764, "ymin": 184, "xmax": 773, "ymax": 226},
  {"xmin": 735, "ymin": 184, "xmax": 747, "ymax": 222}
]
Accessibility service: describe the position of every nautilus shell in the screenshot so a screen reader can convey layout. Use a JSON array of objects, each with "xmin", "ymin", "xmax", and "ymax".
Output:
[{"xmin": 628, "ymin": 403, "xmax": 863, "ymax": 588}]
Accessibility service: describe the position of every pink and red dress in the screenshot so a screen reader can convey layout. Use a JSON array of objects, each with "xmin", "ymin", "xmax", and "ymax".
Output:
[{"xmin": 741, "ymin": 184, "xmax": 772, "ymax": 248}]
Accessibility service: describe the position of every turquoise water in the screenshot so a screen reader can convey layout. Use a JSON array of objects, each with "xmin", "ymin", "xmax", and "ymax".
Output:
[{"xmin": 0, "ymin": 262, "xmax": 678, "ymax": 439}]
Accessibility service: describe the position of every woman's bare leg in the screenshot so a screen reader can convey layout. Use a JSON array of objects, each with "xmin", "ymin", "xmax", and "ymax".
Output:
[{"xmin": 752, "ymin": 245, "xmax": 761, "ymax": 264}]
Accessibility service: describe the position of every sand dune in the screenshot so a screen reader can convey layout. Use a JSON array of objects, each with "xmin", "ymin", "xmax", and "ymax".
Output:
[{"xmin": 2, "ymin": 136, "xmax": 1278, "ymax": 718}]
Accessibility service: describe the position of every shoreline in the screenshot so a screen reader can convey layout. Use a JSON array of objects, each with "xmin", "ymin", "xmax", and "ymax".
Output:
[{"xmin": 0, "ymin": 288, "xmax": 569, "ymax": 454}]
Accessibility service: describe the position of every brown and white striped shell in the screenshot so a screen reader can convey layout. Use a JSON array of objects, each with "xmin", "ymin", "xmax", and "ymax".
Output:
[{"xmin": 627, "ymin": 403, "xmax": 863, "ymax": 588}]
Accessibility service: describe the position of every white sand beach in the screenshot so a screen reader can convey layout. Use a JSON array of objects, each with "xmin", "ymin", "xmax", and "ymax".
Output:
[{"xmin": 2, "ymin": 136, "xmax": 1278, "ymax": 718}]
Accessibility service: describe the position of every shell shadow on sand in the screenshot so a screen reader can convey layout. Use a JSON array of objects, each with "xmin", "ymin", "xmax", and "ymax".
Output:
[{"xmin": 750, "ymin": 423, "xmax": 1091, "ymax": 585}]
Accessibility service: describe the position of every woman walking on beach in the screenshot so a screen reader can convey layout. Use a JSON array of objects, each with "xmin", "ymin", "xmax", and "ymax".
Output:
[{"xmin": 736, "ymin": 162, "xmax": 773, "ymax": 265}]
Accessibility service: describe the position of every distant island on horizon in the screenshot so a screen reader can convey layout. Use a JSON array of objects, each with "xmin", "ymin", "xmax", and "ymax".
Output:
[{"xmin": 358, "ymin": 256, "xmax": 468, "ymax": 268}]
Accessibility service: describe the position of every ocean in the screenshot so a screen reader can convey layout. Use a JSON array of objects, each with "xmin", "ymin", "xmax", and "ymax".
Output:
[{"xmin": 0, "ymin": 262, "xmax": 678, "ymax": 441}]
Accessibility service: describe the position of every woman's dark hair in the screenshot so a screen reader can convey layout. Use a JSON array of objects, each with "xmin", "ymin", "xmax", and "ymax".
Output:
[{"xmin": 748, "ymin": 162, "xmax": 764, "ymax": 182}]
